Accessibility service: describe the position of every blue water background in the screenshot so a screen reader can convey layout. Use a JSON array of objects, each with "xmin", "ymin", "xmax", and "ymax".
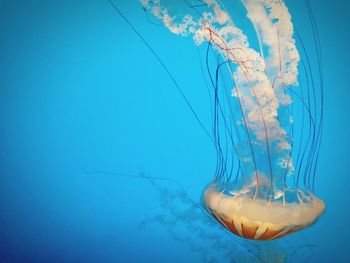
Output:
[{"xmin": 0, "ymin": 0, "xmax": 349, "ymax": 262}]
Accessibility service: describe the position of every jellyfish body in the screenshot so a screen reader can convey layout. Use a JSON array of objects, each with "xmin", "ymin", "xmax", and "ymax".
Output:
[
  {"xmin": 141, "ymin": 0, "xmax": 325, "ymax": 240},
  {"xmin": 204, "ymin": 185, "xmax": 325, "ymax": 240}
]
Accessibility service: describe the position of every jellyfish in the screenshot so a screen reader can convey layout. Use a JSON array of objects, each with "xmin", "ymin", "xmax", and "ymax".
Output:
[{"xmin": 136, "ymin": 0, "xmax": 325, "ymax": 240}]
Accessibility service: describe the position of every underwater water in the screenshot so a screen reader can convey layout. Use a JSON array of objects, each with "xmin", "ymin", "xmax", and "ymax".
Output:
[{"xmin": 0, "ymin": 0, "xmax": 349, "ymax": 262}]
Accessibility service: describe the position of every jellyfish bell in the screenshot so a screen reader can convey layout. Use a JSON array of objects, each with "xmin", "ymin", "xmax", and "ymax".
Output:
[{"xmin": 203, "ymin": 180, "xmax": 325, "ymax": 240}]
